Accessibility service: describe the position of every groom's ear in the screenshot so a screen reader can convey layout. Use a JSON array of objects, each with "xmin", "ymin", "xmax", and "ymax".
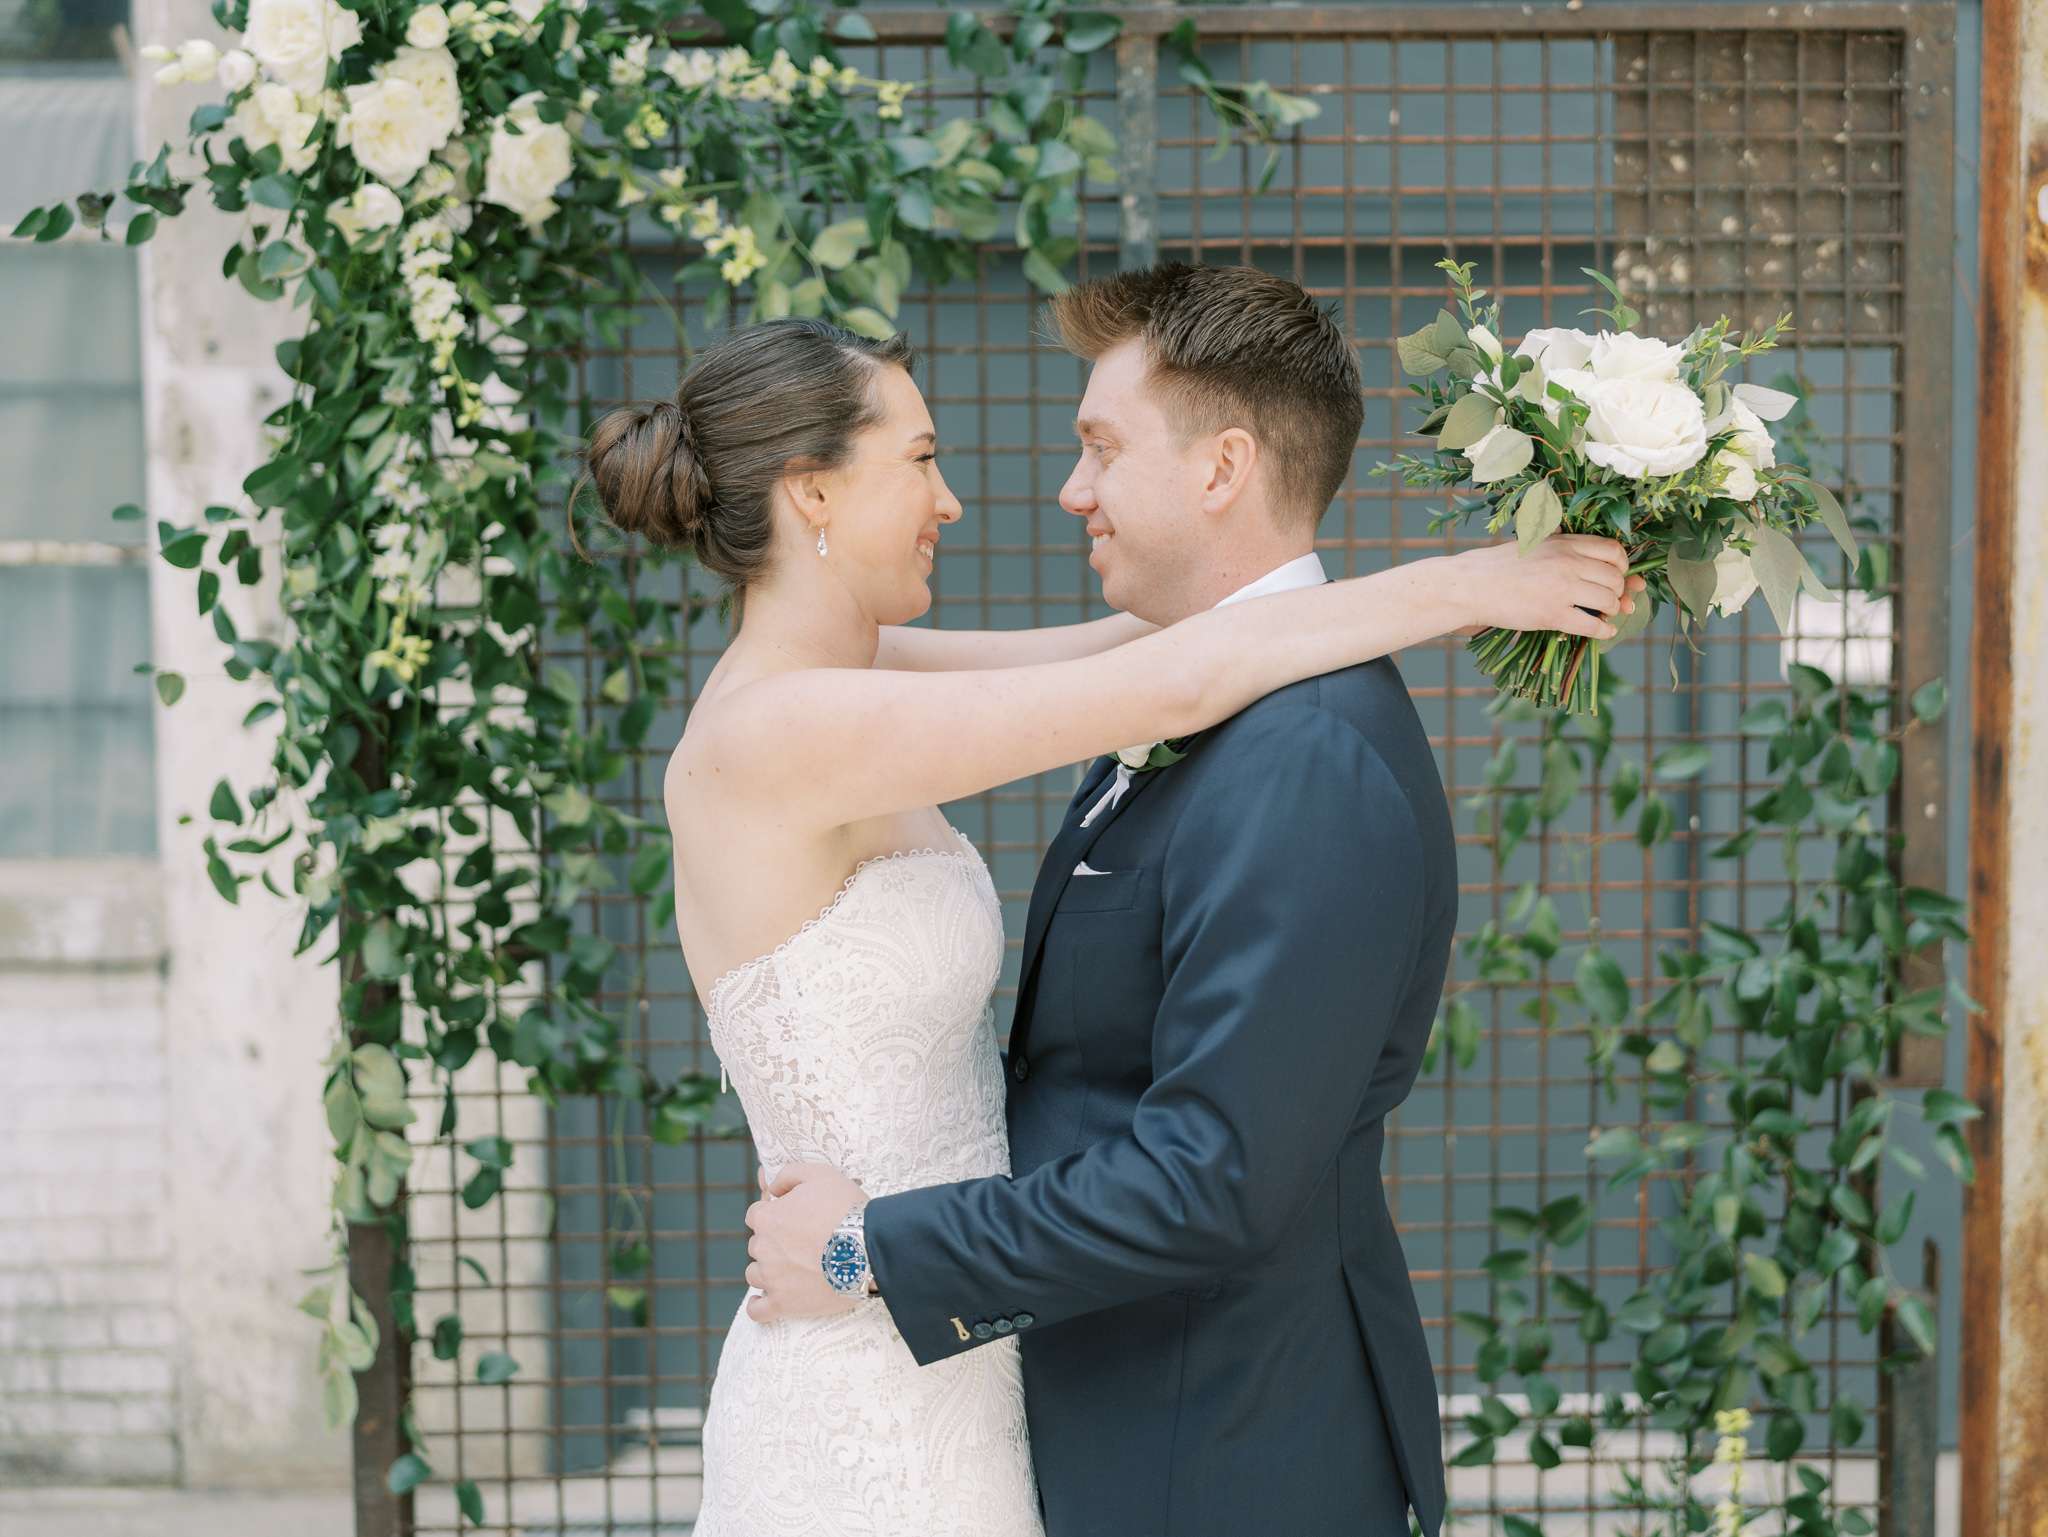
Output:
[{"xmin": 1197, "ymin": 426, "xmax": 1260, "ymax": 517}]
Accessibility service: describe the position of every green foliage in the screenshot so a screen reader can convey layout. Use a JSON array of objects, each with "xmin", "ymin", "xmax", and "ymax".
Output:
[{"xmin": 1433, "ymin": 642, "xmax": 1974, "ymax": 1534}]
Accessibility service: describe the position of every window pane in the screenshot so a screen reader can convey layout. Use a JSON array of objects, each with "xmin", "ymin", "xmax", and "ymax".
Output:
[
  {"xmin": 0, "ymin": 240, "xmax": 145, "ymax": 542},
  {"xmin": 0, "ymin": 565, "xmax": 156, "ymax": 856}
]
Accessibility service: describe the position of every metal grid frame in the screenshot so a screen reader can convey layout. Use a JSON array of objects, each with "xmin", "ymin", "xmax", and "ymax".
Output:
[{"xmin": 381, "ymin": 7, "xmax": 1958, "ymax": 1534}]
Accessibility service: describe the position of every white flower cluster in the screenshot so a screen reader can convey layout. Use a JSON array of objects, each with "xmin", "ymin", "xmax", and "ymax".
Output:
[
  {"xmin": 1457, "ymin": 321, "xmax": 1794, "ymax": 499},
  {"xmin": 1710, "ymin": 1407, "xmax": 1751, "ymax": 1537},
  {"xmin": 398, "ymin": 217, "xmax": 481, "ymax": 427},
  {"xmin": 231, "ymin": 81, "xmax": 324, "ymax": 173},
  {"xmin": 145, "ymin": 0, "xmax": 362, "ymax": 96}
]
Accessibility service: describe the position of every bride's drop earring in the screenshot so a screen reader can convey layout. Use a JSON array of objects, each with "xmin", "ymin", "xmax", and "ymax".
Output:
[{"xmin": 816, "ymin": 525, "xmax": 828, "ymax": 558}]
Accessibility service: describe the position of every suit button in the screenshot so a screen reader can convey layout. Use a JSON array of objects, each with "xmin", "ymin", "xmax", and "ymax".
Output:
[
  {"xmin": 973, "ymin": 1321, "xmax": 995, "ymax": 1340},
  {"xmin": 993, "ymin": 1318, "xmax": 1013, "ymax": 1335},
  {"xmin": 1012, "ymin": 1055, "xmax": 1030, "ymax": 1083},
  {"xmin": 1014, "ymin": 1313, "xmax": 1035, "ymax": 1329}
]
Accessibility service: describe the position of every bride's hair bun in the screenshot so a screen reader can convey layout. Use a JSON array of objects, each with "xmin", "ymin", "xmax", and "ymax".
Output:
[
  {"xmin": 574, "ymin": 318, "xmax": 918, "ymax": 589},
  {"xmin": 580, "ymin": 397, "xmax": 713, "ymax": 552}
]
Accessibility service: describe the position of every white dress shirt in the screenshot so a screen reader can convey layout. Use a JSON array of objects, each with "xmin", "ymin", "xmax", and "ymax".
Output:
[{"xmin": 1077, "ymin": 552, "xmax": 1330, "ymax": 837}]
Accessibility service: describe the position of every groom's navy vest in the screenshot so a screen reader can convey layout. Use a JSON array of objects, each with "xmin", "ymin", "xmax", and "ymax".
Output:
[{"xmin": 867, "ymin": 658, "xmax": 1456, "ymax": 1537}]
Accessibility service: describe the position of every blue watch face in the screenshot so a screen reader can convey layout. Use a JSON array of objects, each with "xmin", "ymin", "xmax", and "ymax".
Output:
[{"xmin": 822, "ymin": 1233, "xmax": 865, "ymax": 1291}]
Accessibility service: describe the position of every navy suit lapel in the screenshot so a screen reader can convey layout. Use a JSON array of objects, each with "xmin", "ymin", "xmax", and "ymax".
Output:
[{"xmin": 1010, "ymin": 758, "xmax": 1165, "ymax": 1057}]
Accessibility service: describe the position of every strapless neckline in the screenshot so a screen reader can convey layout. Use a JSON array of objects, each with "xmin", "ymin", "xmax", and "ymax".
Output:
[{"xmin": 702, "ymin": 824, "xmax": 985, "ymax": 1014}]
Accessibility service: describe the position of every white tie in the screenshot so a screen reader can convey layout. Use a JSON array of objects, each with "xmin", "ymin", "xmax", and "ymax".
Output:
[{"xmin": 1079, "ymin": 762, "xmax": 1132, "ymax": 829}]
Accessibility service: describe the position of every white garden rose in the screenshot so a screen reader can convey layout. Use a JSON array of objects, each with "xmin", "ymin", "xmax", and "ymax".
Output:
[
  {"xmin": 232, "ymin": 82, "xmax": 321, "ymax": 173},
  {"xmin": 1709, "ymin": 543, "xmax": 1758, "ymax": 616},
  {"xmin": 1585, "ymin": 330, "xmax": 1684, "ymax": 383},
  {"xmin": 1707, "ymin": 395, "xmax": 1776, "ymax": 466},
  {"xmin": 1466, "ymin": 324, "xmax": 1503, "ymax": 365},
  {"xmin": 327, "ymin": 182, "xmax": 404, "ymax": 244},
  {"xmin": 1563, "ymin": 374, "xmax": 1708, "ymax": 480},
  {"xmin": 1513, "ymin": 325, "xmax": 1595, "ymax": 372},
  {"xmin": 405, "ymin": 3, "xmax": 449, "ymax": 47},
  {"xmin": 1712, "ymin": 449, "xmax": 1760, "ymax": 502},
  {"xmin": 377, "ymin": 46, "xmax": 463, "ymax": 147},
  {"xmin": 243, "ymin": 0, "xmax": 362, "ymax": 95},
  {"xmin": 482, "ymin": 92, "xmax": 574, "ymax": 227},
  {"xmin": 217, "ymin": 46, "xmax": 258, "ymax": 90},
  {"xmin": 338, "ymin": 76, "xmax": 440, "ymax": 188},
  {"xmin": 143, "ymin": 37, "xmax": 221, "ymax": 84}
]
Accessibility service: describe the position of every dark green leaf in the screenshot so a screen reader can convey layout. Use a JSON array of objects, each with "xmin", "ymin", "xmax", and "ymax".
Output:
[
  {"xmin": 476, "ymin": 1351, "xmax": 520, "ymax": 1385},
  {"xmin": 386, "ymin": 1453, "xmax": 432, "ymax": 1495}
]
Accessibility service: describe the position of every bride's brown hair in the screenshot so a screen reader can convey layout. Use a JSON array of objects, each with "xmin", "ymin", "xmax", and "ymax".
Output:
[{"xmin": 574, "ymin": 318, "xmax": 917, "ymax": 586}]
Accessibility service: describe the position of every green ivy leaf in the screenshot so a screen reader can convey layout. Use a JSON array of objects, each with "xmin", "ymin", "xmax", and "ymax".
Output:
[
  {"xmin": 1910, "ymin": 678, "xmax": 1947, "ymax": 723},
  {"xmin": 1575, "ymin": 947, "xmax": 1631, "ymax": 1026},
  {"xmin": 456, "ymin": 1479, "xmax": 485, "ymax": 1524},
  {"xmin": 476, "ymin": 1351, "xmax": 520, "ymax": 1385},
  {"xmin": 1061, "ymin": 11, "xmax": 1120, "ymax": 52},
  {"xmin": 386, "ymin": 1452, "xmax": 433, "ymax": 1495}
]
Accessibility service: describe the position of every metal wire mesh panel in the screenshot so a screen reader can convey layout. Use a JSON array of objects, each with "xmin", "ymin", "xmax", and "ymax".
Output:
[{"xmin": 394, "ymin": 9, "xmax": 1954, "ymax": 1534}]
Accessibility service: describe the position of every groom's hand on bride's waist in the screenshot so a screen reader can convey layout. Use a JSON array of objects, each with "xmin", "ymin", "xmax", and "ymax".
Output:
[{"xmin": 744, "ymin": 1162, "xmax": 869, "ymax": 1322}]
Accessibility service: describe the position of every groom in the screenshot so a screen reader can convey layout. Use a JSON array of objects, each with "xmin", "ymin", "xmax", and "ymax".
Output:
[{"xmin": 747, "ymin": 262, "xmax": 1454, "ymax": 1536}]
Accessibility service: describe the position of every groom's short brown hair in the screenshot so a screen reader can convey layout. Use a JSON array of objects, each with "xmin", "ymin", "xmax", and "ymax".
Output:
[{"xmin": 1044, "ymin": 262, "xmax": 1364, "ymax": 528}]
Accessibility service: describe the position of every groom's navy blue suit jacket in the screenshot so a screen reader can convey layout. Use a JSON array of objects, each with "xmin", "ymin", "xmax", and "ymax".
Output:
[{"xmin": 866, "ymin": 657, "xmax": 1455, "ymax": 1537}]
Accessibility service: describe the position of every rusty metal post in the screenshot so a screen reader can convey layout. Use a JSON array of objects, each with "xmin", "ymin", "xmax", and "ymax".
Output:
[
  {"xmin": 1963, "ymin": 0, "xmax": 2048, "ymax": 1529},
  {"xmin": 346, "ymin": 730, "xmax": 412, "ymax": 1537}
]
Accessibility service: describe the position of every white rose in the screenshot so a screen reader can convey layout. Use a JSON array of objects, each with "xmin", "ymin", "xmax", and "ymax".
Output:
[
  {"xmin": 233, "ymin": 85, "xmax": 321, "ymax": 172},
  {"xmin": 1706, "ymin": 396, "xmax": 1776, "ymax": 473},
  {"xmin": 1587, "ymin": 331, "xmax": 1684, "ymax": 383},
  {"xmin": 1466, "ymin": 324, "xmax": 1503, "ymax": 365},
  {"xmin": 243, "ymin": 0, "xmax": 362, "ymax": 95},
  {"xmin": 1115, "ymin": 744, "xmax": 1157, "ymax": 770},
  {"xmin": 377, "ymin": 46, "xmax": 463, "ymax": 147},
  {"xmin": 217, "ymin": 46, "xmax": 258, "ymax": 90},
  {"xmin": 328, "ymin": 182, "xmax": 405, "ymax": 243},
  {"xmin": 339, "ymin": 76, "xmax": 440, "ymax": 187},
  {"xmin": 506, "ymin": 0, "xmax": 545, "ymax": 19},
  {"xmin": 481, "ymin": 92, "xmax": 574, "ymax": 227},
  {"xmin": 1514, "ymin": 325, "xmax": 1595, "ymax": 372},
  {"xmin": 1571, "ymin": 375, "xmax": 1708, "ymax": 480},
  {"xmin": 405, "ymin": 3, "xmax": 449, "ymax": 47},
  {"xmin": 1712, "ymin": 449, "xmax": 1760, "ymax": 502},
  {"xmin": 1709, "ymin": 544, "xmax": 1758, "ymax": 616}
]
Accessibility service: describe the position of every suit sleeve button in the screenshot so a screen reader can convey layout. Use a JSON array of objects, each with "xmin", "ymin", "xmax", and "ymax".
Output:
[
  {"xmin": 972, "ymin": 1321, "xmax": 995, "ymax": 1340},
  {"xmin": 1014, "ymin": 1313, "xmax": 1035, "ymax": 1329},
  {"xmin": 993, "ymin": 1318, "xmax": 1013, "ymax": 1335}
]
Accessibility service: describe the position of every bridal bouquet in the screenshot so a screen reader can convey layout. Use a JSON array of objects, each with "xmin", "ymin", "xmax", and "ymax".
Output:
[{"xmin": 1376, "ymin": 260, "xmax": 1859, "ymax": 714}]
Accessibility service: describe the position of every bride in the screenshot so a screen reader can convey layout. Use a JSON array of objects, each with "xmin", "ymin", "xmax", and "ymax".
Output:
[{"xmin": 579, "ymin": 314, "xmax": 1636, "ymax": 1536}]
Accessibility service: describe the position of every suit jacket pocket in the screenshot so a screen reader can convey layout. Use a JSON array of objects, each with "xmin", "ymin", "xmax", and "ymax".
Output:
[{"xmin": 1054, "ymin": 867, "xmax": 1141, "ymax": 913}]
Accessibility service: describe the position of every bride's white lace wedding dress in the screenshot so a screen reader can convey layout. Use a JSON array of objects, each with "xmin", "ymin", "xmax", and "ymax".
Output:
[{"xmin": 692, "ymin": 824, "xmax": 1044, "ymax": 1537}]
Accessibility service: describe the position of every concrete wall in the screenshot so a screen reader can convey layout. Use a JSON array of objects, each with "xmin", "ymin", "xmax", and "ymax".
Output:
[{"xmin": 0, "ymin": 0, "xmax": 348, "ymax": 1487}]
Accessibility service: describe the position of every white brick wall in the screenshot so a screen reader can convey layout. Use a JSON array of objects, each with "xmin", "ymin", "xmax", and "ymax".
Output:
[{"xmin": 1, "ymin": 876, "xmax": 179, "ymax": 1486}]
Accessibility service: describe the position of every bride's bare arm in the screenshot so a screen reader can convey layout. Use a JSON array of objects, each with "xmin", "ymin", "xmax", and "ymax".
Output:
[
  {"xmin": 873, "ymin": 612, "xmax": 1158, "ymax": 672},
  {"xmin": 684, "ymin": 536, "xmax": 1629, "ymax": 831}
]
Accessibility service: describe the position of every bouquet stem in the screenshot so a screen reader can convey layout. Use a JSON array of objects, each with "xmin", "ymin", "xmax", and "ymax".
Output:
[{"xmin": 1466, "ymin": 625, "xmax": 1603, "ymax": 715}]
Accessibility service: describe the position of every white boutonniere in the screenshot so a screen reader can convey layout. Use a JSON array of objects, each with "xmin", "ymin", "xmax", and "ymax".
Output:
[{"xmin": 1114, "ymin": 735, "xmax": 1193, "ymax": 773}]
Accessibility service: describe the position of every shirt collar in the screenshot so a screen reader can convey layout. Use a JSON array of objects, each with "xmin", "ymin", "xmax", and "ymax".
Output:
[{"xmin": 1212, "ymin": 551, "xmax": 1329, "ymax": 610}]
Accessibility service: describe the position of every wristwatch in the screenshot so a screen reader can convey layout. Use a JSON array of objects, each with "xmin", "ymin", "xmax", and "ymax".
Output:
[{"xmin": 821, "ymin": 1205, "xmax": 882, "ymax": 1299}]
